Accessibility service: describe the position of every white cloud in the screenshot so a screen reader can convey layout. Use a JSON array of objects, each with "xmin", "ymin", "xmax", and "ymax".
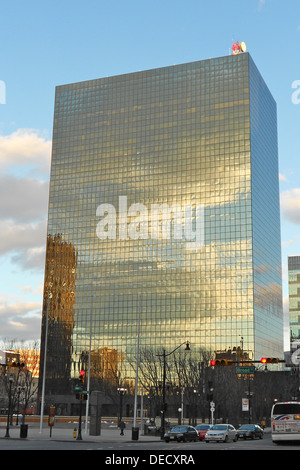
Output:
[
  {"xmin": 16, "ymin": 283, "xmax": 44, "ymax": 296},
  {"xmin": 0, "ymin": 129, "xmax": 51, "ymax": 271},
  {"xmin": 0, "ymin": 300, "xmax": 42, "ymax": 342},
  {"xmin": 0, "ymin": 129, "xmax": 51, "ymax": 341},
  {"xmin": 0, "ymin": 218, "xmax": 47, "ymax": 257},
  {"xmin": 0, "ymin": 128, "xmax": 51, "ymax": 178},
  {"xmin": 0, "ymin": 174, "xmax": 49, "ymax": 222},
  {"xmin": 279, "ymin": 173, "xmax": 288, "ymax": 182},
  {"xmin": 281, "ymin": 188, "xmax": 300, "ymax": 224},
  {"xmin": 11, "ymin": 245, "xmax": 46, "ymax": 271}
]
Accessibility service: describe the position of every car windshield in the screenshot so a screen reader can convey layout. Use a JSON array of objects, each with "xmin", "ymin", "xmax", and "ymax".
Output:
[
  {"xmin": 195, "ymin": 425, "xmax": 210, "ymax": 430},
  {"xmin": 239, "ymin": 425, "xmax": 254, "ymax": 430},
  {"xmin": 210, "ymin": 425, "xmax": 227, "ymax": 430},
  {"xmin": 170, "ymin": 426, "xmax": 187, "ymax": 432}
]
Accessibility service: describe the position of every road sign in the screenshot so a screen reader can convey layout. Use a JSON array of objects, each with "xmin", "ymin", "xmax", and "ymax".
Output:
[
  {"xmin": 48, "ymin": 405, "xmax": 55, "ymax": 427},
  {"xmin": 236, "ymin": 366, "xmax": 255, "ymax": 374},
  {"xmin": 210, "ymin": 401, "xmax": 215, "ymax": 411},
  {"xmin": 242, "ymin": 398, "xmax": 249, "ymax": 411}
]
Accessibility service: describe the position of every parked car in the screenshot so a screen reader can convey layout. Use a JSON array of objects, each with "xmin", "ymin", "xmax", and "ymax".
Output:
[
  {"xmin": 195, "ymin": 424, "xmax": 211, "ymax": 440},
  {"xmin": 164, "ymin": 425, "xmax": 198, "ymax": 443},
  {"xmin": 237, "ymin": 424, "xmax": 264, "ymax": 439},
  {"xmin": 205, "ymin": 424, "xmax": 237, "ymax": 443}
]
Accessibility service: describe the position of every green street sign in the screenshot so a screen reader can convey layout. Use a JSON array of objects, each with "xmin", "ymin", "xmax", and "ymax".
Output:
[{"xmin": 236, "ymin": 366, "xmax": 255, "ymax": 374}]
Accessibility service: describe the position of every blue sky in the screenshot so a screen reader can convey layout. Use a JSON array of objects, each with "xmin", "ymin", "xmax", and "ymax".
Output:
[{"xmin": 0, "ymin": 0, "xmax": 299, "ymax": 348}]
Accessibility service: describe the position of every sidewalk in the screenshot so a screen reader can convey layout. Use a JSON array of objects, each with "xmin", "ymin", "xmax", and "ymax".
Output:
[{"xmin": 0, "ymin": 423, "xmax": 160, "ymax": 443}]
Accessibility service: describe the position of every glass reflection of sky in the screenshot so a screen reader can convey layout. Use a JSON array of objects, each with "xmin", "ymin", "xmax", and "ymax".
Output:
[{"xmin": 42, "ymin": 52, "xmax": 283, "ymax": 386}]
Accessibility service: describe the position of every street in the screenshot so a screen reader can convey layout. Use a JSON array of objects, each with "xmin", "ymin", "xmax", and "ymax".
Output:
[{"xmin": 1, "ymin": 423, "xmax": 300, "ymax": 452}]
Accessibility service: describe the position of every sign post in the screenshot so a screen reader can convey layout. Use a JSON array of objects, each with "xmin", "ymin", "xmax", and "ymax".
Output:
[
  {"xmin": 242, "ymin": 398, "xmax": 249, "ymax": 412},
  {"xmin": 210, "ymin": 401, "xmax": 215, "ymax": 425}
]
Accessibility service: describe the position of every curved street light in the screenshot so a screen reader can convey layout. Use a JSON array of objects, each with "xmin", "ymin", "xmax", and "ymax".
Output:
[{"xmin": 156, "ymin": 341, "xmax": 191, "ymax": 439}]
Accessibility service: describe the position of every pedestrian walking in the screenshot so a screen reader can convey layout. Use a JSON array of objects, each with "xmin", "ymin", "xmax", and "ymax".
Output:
[{"xmin": 119, "ymin": 420, "xmax": 126, "ymax": 435}]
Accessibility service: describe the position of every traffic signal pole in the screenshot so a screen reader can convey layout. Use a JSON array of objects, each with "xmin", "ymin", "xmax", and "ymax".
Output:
[
  {"xmin": 209, "ymin": 357, "xmax": 283, "ymax": 424},
  {"xmin": 75, "ymin": 370, "xmax": 86, "ymax": 440},
  {"xmin": 77, "ymin": 396, "xmax": 83, "ymax": 440},
  {"xmin": 210, "ymin": 358, "xmax": 284, "ymax": 367}
]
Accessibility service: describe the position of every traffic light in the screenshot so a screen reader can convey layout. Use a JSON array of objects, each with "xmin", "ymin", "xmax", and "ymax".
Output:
[
  {"xmin": 75, "ymin": 392, "xmax": 88, "ymax": 400},
  {"xmin": 210, "ymin": 359, "xmax": 234, "ymax": 366},
  {"xmin": 7, "ymin": 362, "xmax": 25, "ymax": 368},
  {"xmin": 79, "ymin": 370, "xmax": 85, "ymax": 383},
  {"xmin": 260, "ymin": 357, "xmax": 279, "ymax": 364}
]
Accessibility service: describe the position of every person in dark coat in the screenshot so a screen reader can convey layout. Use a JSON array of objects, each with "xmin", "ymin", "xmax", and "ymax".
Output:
[{"xmin": 119, "ymin": 420, "xmax": 126, "ymax": 435}]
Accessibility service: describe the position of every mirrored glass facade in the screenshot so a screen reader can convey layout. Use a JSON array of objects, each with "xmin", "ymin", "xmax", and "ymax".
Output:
[{"xmin": 40, "ymin": 52, "xmax": 283, "ymax": 394}]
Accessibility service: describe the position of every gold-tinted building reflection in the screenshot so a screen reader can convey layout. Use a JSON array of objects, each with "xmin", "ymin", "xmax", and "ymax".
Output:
[
  {"xmin": 40, "ymin": 52, "xmax": 283, "ymax": 395},
  {"xmin": 40, "ymin": 234, "xmax": 77, "ymax": 393}
]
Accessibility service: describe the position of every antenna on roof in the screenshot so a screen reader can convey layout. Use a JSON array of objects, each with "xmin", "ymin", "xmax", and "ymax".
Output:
[{"xmin": 231, "ymin": 41, "xmax": 247, "ymax": 55}]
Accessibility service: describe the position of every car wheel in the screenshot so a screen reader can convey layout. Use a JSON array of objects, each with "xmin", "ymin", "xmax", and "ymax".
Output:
[
  {"xmin": 205, "ymin": 440, "xmax": 209, "ymax": 443},
  {"xmin": 224, "ymin": 435, "xmax": 228, "ymax": 442},
  {"xmin": 233, "ymin": 436, "xmax": 237, "ymax": 442}
]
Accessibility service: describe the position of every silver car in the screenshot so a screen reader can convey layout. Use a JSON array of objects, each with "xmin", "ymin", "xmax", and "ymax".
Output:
[{"xmin": 205, "ymin": 424, "xmax": 237, "ymax": 443}]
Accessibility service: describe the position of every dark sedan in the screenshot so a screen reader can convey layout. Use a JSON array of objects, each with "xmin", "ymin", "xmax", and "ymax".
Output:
[
  {"xmin": 237, "ymin": 424, "xmax": 264, "ymax": 439},
  {"xmin": 164, "ymin": 425, "xmax": 198, "ymax": 443}
]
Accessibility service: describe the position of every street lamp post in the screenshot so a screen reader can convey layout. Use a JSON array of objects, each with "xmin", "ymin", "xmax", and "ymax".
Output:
[
  {"xmin": 193, "ymin": 388, "xmax": 198, "ymax": 426},
  {"xmin": 5, "ymin": 375, "xmax": 14, "ymax": 438},
  {"xmin": 156, "ymin": 341, "xmax": 190, "ymax": 439},
  {"xmin": 176, "ymin": 387, "xmax": 184, "ymax": 424},
  {"xmin": 39, "ymin": 292, "xmax": 50, "ymax": 433},
  {"xmin": 16, "ymin": 386, "xmax": 24, "ymax": 426},
  {"xmin": 117, "ymin": 387, "xmax": 127, "ymax": 424}
]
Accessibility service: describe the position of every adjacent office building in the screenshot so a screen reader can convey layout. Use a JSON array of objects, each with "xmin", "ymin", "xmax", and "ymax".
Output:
[
  {"xmin": 40, "ymin": 52, "xmax": 283, "ymax": 396},
  {"xmin": 288, "ymin": 256, "xmax": 300, "ymax": 344}
]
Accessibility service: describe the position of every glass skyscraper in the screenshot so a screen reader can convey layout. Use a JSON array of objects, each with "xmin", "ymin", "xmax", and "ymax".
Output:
[{"xmin": 40, "ymin": 52, "xmax": 283, "ymax": 396}]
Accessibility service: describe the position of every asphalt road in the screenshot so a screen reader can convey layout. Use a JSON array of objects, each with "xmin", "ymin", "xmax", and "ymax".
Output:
[{"xmin": 1, "ymin": 423, "xmax": 300, "ymax": 453}]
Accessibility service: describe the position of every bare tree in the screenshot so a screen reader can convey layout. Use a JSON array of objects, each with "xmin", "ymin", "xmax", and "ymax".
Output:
[
  {"xmin": 15, "ymin": 342, "xmax": 40, "ymax": 423},
  {"xmin": 0, "ymin": 340, "xmax": 40, "ymax": 424}
]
